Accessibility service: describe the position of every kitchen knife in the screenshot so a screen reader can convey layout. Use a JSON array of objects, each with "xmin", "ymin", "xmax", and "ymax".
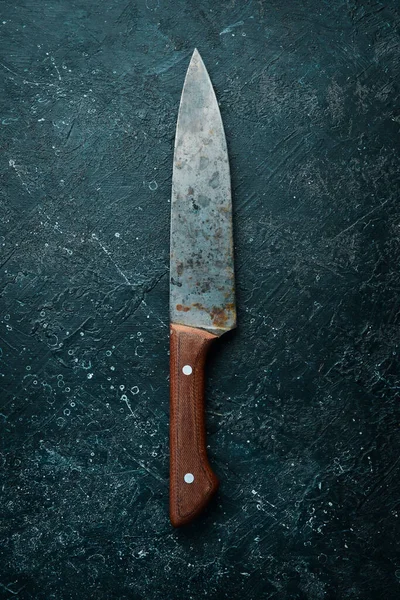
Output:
[{"xmin": 169, "ymin": 49, "xmax": 236, "ymax": 527}]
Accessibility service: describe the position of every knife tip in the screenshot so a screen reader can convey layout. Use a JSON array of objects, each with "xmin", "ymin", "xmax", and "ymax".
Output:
[
  {"xmin": 189, "ymin": 48, "xmax": 206, "ymax": 72},
  {"xmin": 191, "ymin": 47, "xmax": 201, "ymax": 61}
]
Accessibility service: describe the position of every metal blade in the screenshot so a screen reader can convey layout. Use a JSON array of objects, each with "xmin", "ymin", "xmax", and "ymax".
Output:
[{"xmin": 170, "ymin": 49, "xmax": 236, "ymax": 336}]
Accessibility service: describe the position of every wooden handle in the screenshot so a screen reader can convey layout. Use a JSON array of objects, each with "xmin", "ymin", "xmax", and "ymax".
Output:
[{"xmin": 169, "ymin": 323, "xmax": 219, "ymax": 527}]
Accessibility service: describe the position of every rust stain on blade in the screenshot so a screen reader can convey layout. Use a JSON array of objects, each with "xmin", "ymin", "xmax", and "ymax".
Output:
[
  {"xmin": 176, "ymin": 304, "xmax": 191, "ymax": 312},
  {"xmin": 191, "ymin": 302, "xmax": 236, "ymax": 329}
]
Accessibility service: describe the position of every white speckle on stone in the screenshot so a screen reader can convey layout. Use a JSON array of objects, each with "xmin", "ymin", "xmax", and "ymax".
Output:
[{"xmin": 149, "ymin": 180, "xmax": 158, "ymax": 191}]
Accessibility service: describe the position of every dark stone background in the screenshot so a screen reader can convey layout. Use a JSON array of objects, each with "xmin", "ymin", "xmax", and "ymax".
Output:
[{"xmin": 1, "ymin": 1, "xmax": 399, "ymax": 598}]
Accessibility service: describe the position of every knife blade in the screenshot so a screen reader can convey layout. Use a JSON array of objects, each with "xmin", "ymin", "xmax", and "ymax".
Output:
[{"xmin": 169, "ymin": 49, "xmax": 236, "ymax": 527}]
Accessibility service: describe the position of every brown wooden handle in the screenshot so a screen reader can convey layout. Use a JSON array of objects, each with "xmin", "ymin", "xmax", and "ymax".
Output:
[{"xmin": 169, "ymin": 323, "xmax": 219, "ymax": 527}]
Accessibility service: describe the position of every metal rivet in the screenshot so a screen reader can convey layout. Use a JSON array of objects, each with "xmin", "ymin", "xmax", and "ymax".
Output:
[
  {"xmin": 182, "ymin": 365, "xmax": 192, "ymax": 375},
  {"xmin": 184, "ymin": 473, "xmax": 194, "ymax": 484}
]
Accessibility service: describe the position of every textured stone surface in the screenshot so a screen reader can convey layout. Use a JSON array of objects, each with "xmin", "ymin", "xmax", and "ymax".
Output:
[{"xmin": 1, "ymin": 1, "xmax": 399, "ymax": 598}]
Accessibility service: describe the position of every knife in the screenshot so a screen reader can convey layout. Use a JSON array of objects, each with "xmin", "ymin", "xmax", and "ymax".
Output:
[{"xmin": 169, "ymin": 49, "xmax": 236, "ymax": 527}]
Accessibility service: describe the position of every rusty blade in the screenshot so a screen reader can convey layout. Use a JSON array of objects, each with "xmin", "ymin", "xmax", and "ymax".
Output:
[{"xmin": 170, "ymin": 49, "xmax": 236, "ymax": 336}]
